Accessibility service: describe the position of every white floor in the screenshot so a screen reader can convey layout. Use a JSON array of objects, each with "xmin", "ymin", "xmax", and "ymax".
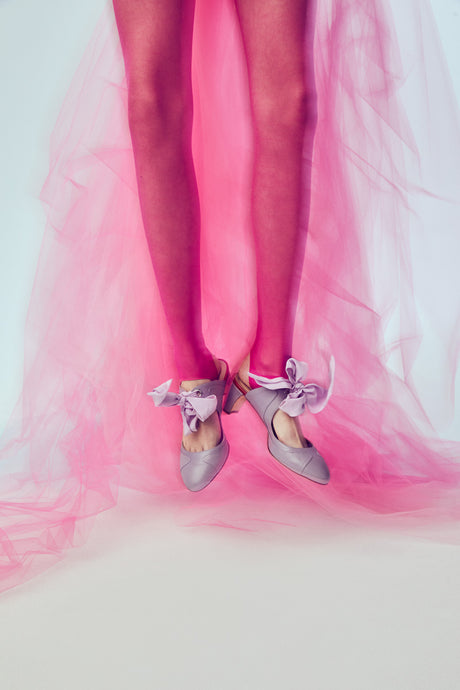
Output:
[
  {"xmin": 1, "ymin": 2, "xmax": 460, "ymax": 689},
  {"xmin": 0, "ymin": 488, "xmax": 459, "ymax": 690}
]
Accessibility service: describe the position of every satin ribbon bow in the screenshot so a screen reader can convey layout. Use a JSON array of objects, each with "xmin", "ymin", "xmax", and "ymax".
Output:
[
  {"xmin": 148, "ymin": 379, "xmax": 218, "ymax": 434},
  {"xmin": 249, "ymin": 356, "xmax": 335, "ymax": 417}
]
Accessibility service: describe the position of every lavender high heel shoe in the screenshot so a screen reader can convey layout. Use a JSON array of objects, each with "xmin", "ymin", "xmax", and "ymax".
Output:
[
  {"xmin": 224, "ymin": 357, "xmax": 334, "ymax": 485},
  {"xmin": 148, "ymin": 360, "xmax": 230, "ymax": 492}
]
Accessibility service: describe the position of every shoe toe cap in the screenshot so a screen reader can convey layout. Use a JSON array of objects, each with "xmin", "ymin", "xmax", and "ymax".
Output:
[
  {"xmin": 269, "ymin": 436, "xmax": 330, "ymax": 485},
  {"xmin": 302, "ymin": 450, "xmax": 330, "ymax": 484},
  {"xmin": 180, "ymin": 440, "xmax": 229, "ymax": 492},
  {"xmin": 180, "ymin": 460, "xmax": 215, "ymax": 492}
]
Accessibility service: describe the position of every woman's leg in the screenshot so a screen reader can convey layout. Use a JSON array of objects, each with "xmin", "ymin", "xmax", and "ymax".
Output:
[
  {"xmin": 113, "ymin": 0, "xmax": 221, "ymax": 451},
  {"xmin": 235, "ymin": 0, "xmax": 317, "ymax": 377},
  {"xmin": 112, "ymin": 0, "xmax": 217, "ymax": 382},
  {"xmin": 235, "ymin": 0, "xmax": 317, "ymax": 446}
]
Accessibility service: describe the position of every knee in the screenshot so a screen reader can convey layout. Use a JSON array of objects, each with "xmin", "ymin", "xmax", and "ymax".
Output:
[
  {"xmin": 253, "ymin": 81, "xmax": 317, "ymax": 141},
  {"xmin": 127, "ymin": 77, "xmax": 192, "ymax": 141}
]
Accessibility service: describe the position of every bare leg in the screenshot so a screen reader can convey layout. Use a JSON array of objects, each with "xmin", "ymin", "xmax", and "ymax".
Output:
[
  {"xmin": 112, "ymin": 0, "xmax": 221, "ymax": 451},
  {"xmin": 235, "ymin": 0, "xmax": 317, "ymax": 447}
]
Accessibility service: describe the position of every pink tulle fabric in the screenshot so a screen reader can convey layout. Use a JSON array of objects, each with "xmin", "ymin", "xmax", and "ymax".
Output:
[{"xmin": 1, "ymin": 0, "xmax": 460, "ymax": 593}]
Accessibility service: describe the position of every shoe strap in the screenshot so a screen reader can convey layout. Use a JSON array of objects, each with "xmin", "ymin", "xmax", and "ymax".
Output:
[
  {"xmin": 182, "ymin": 378, "xmax": 226, "ymax": 414},
  {"xmin": 248, "ymin": 356, "xmax": 334, "ymax": 416},
  {"xmin": 148, "ymin": 379, "xmax": 225, "ymax": 434}
]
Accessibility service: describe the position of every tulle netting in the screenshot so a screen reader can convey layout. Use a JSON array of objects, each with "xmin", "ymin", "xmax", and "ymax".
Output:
[{"xmin": 1, "ymin": 0, "xmax": 460, "ymax": 592}]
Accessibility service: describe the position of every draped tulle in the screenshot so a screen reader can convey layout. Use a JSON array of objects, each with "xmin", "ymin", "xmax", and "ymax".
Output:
[{"xmin": 1, "ymin": 0, "xmax": 460, "ymax": 592}]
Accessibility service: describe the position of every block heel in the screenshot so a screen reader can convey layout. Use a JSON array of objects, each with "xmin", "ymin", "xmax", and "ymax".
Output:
[{"xmin": 223, "ymin": 378, "xmax": 247, "ymax": 414}]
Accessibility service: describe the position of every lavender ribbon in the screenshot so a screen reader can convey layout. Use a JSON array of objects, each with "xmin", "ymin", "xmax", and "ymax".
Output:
[
  {"xmin": 249, "ymin": 356, "xmax": 335, "ymax": 417},
  {"xmin": 148, "ymin": 379, "xmax": 218, "ymax": 434}
]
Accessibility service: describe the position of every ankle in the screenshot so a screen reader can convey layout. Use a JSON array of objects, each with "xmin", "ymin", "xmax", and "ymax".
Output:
[
  {"xmin": 237, "ymin": 356, "xmax": 261, "ymax": 391},
  {"xmin": 238, "ymin": 353, "xmax": 284, "ymax": 389},
  {"xmin": 180, "ymin": 377, "xmax": 212, "ymax": 391},
  {"xmin": 179, "ymin": 356, "xmax": 220, "ymax": 386},
  {"xmin": 180, "ymin": 357, "xmax": 227, "ymax": 391}
]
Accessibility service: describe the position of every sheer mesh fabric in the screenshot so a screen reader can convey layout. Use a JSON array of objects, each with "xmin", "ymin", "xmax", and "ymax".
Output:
[
  {"xmin": 113, "ymin": 0, "xmax": 318, "ymax": 380},
  {"xmin": 0, "ymin": 0, "xmax": 459, "ymax": 593}
]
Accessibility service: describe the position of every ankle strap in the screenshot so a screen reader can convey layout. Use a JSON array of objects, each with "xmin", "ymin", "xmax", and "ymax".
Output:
[{"xmin": 248, "ymin": 356, "xmax": 335, "ymax": 416}]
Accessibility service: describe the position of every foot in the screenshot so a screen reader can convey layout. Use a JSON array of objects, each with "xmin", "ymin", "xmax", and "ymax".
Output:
[
  {"xmin": 238, "ymin": 355, "xmax": 308, "ymax": 449},
  {"xmin": 180, "ymin": 360, "xmax": 224, "ymax": 453},
  {"xmin": 181, "ymin": 409, "xmax": 222, "ymax": 452}
]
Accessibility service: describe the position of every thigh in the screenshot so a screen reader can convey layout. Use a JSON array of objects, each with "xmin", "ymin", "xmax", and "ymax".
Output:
[
  {"xmin": 112, "ymin": 0, "xmax": 195, "ymax": 94},
  {"xmin": 234, "ymin": 0, "xmax": 317, "ymax": 109}
]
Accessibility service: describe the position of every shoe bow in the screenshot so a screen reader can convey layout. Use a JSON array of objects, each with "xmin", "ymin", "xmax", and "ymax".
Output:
[
  {"xmin": 148, "ymin": 379, "xmax": 218, "ymax": 434},
  {"xmin": 249, "ymin": 356, "xmax": 335, "ymax": 416}
]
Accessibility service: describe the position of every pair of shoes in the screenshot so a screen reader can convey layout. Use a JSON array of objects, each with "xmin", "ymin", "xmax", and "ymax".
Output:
[
  {"xmin": 148, "ymin": 359, "xmax": 230, "ymax": 492},
  {"xmin": 224, "ymin": 357, "xmax": 334, "ymax": 485}
]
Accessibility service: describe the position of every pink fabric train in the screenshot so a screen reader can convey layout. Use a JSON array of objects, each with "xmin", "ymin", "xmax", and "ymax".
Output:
[{"xmin": 0, "ymin": 0, "xmax": 459, "ymax": 593}]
